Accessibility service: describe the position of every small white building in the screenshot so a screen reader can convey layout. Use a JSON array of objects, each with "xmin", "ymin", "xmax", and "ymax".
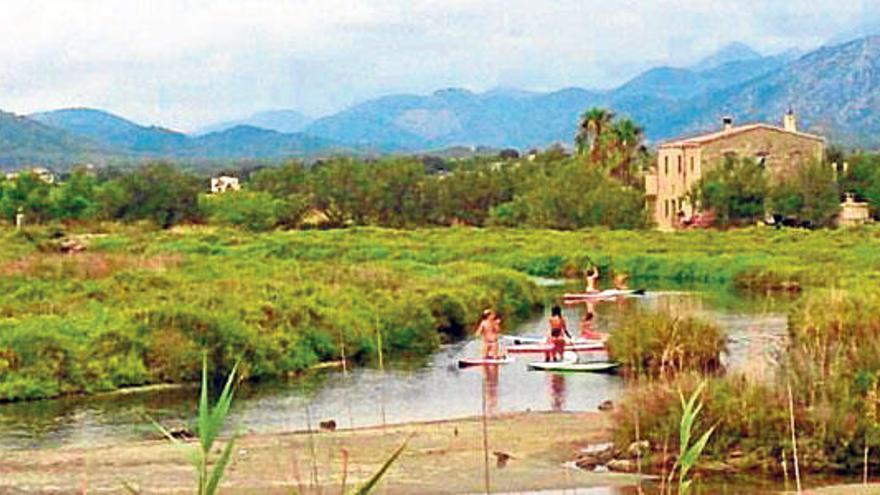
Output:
[
  {"xmin": 6, "ymin": 167, "xmax": 55, "ymax": 184},
  {"xmin": 838, "ymin": 193, "xmax": 872, "ymax": 227},
  {"xmin": 210, "ymin": 176, "xmax": 241, "ymax": 194}
]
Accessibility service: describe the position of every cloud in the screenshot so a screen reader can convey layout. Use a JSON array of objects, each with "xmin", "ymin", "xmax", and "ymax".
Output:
[{"xmin": 0, "ymin": 0, "xmax": 875, "ymax": 130}]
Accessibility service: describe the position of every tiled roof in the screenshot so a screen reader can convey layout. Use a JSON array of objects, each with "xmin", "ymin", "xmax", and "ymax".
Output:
[{"xmin": 659, "ymin": 123, "xmax": 824, "ymax": 149}]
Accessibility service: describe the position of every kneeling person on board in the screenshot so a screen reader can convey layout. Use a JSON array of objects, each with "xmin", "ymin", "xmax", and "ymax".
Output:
[
  {"xmin": 546, "ymin": 305, "xmax": 568, "ymax": 362},
  {"xmin": 580, "ymin": 311, "xmax": 609, "ymax": 341}
]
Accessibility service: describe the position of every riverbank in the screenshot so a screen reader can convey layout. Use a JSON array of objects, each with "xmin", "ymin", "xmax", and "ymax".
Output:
[{"xmin": 0, "ymin": 411, "xmax": 641, "ymax": 494}]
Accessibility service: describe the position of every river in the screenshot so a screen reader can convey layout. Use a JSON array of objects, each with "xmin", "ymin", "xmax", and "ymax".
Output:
[{"xmin": 0, "ymin": 289, "xmax": 790, "ymax": 452}]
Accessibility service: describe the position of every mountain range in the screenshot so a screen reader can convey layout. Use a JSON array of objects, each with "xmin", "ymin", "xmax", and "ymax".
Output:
[{"xmin": 3, "ymin": 36, "xmax": 880, "ymax": 167}]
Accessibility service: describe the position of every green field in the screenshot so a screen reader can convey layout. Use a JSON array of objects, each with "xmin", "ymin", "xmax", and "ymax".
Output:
[{"xmin": 2, "ymin": 224, "xmax": 879, "ymax": 403}]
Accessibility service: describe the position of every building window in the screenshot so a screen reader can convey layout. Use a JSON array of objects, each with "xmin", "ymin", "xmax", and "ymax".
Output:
[
  {"xmin": 678, "ymin": 156, "xmax": 682, "ymax": 174},
  {"xmin": 665, "ymin": 200, "xmax": 669, "ymax": 218},
  {"xmin": 690, "ymin": 157, "xmax": 695, "ymax": 172},
  {"xmin": 664, "ymin": 156, "xmax": 669, "ymax": 176}
]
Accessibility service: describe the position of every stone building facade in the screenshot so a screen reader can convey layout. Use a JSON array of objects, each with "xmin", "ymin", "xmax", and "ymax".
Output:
[{"xmin": 645, "ymin": 112, "xmax": 824, "ymax": 230}]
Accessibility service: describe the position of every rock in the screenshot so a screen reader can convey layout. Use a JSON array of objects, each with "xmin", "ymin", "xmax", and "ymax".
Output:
[
  {"xmin": 493, "ymin": 451, "xmax": 514, "ymax": 468},
  {"xmin": 166, "ymin": 426, "xmax": 195, "ymax": 440},
  {"xmin": 319, "ymin": 419, "xmax": 337, "ymax": 431},
  {"xmin": 59, "ymin": 238, "xmax": 87, "ymax": 254},
  {"xmin": 627, "ymin": 440, "xmax": 650, "ymax": 458},
  {"xmin": 598, "ymin": 400, "xmax": 614, "ymax": 411},
  {"xmin": 607, "ymin": 459, "xmax": 638, "ymax": 473},
  {"xmin": 575, "ymin": 454, "xmax": 600, "ymax": 471},
  {"xmin": 580, "ymin": 442, "xmax": 615, "ymax": 463}
]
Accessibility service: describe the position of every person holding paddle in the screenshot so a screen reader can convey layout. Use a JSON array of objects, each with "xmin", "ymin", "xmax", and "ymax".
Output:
[{"xmin": 546, "ymin": 305, "xmax": 569, "ymax": 362}]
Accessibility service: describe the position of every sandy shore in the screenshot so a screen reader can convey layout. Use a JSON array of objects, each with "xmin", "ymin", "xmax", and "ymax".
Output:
[{"xmin": 0, "ymin": 411, "xmax": 643, "ymax": 494}]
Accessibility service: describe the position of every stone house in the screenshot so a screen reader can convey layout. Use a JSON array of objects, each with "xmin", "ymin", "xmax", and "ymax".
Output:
[{"xmin": 645, "ymin": 111, "xmax": 825, "ymax": 230}]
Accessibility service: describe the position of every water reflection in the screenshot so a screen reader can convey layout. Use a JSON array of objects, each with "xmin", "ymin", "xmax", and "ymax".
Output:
[
  {"xmin": 482, "ymin": 364, "xmax": 500, "ymax": 416},
  {"xmin": 548, "ymin": 373, "xmax": 566, "ymax": 411}
]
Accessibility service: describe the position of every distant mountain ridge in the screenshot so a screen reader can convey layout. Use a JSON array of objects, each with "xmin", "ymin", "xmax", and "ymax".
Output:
[
  {"xmin": 195, "ymin": 110, "xmax": 313, "ymax": 135},
  {"xmin": 30, "ymin": 108, "xmax": 188, "ymax": 154},
  {"xmin": 4, "ymin": 35, "xmax": 880, "ymax": 167},
  {"xmin": 20, "ymin": 109, "xmax": 347, "ymax": 165}
]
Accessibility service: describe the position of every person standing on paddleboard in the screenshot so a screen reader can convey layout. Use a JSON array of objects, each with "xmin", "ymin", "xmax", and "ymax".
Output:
[
  {"xmin": 585, "ymin": 266, "xmax": 600, "ymax": 293},
  {"xmin": 475, "ymin": 309, "xmax": 500, "ymax": 359},
  {"xmin": 546, "ymin": 305, "xmax": 568, "ymax": 362}
]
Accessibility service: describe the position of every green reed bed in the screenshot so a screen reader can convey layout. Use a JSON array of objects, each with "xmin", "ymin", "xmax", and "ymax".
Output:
[
  {"xmin": 607, "ymin": 310, "xmax": 726, "ymax": 378},
  {"xmin": 612, "ymin": 289, "xmax": 880, "ymax": 477},
  {"xmin": 2, "ymin": 224, "xmax": 880, "ymax": 402}
]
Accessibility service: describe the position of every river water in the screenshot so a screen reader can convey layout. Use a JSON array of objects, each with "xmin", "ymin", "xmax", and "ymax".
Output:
[{"xmin": 0, "ymin": 290, "xmax": 790, "ymax": 451}]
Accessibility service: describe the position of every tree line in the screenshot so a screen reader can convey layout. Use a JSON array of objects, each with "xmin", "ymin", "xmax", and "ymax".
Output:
[{"xmin": 2, "ymin": 109, "xmax": 878, "ymax": 231}]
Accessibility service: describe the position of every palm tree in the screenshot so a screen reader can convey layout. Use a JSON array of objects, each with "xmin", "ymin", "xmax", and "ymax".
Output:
[
  {"xmin": 575, "ymin": 107, "xmax": 615, "ymax": 162},
  {"xmin": 610, "ymin": 118, "xmax": 645, "ymax": 185}
]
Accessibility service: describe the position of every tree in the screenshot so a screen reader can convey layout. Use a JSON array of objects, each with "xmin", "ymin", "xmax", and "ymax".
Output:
[
  {"xmin": 575, "ymin": 107, "xmax": 615, "ymax": 162},
  {"xmin": 694, "ymin": 156, "xmax": 768, "ymax": 227},
  {"xmin": 52, "ymin": 167, "xmax": 98, "ymax": 220},
  {"xmin": 201, "ymin": 190, "xmax": 282, "ymax": 232},
  {"xmin": 839, "ymin": 153, "xmax": 880, "ymax": 218},
  {"xmin": 609, "ymin": 118, "xmax": 647, "ymax": 186},
  {"xmin": 111, "ymin": 163, "xmax": 203, "ymax": 228},
  {"xmin": 0, "ymin": 172, "xmax": 54, "ymax": 223},
  {"xmin": 770, "ymin": 159, "xmax": 840, "ymax": 227}
]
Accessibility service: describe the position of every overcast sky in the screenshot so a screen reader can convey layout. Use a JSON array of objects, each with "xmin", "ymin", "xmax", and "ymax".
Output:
[{"xmin": 0, "ymin": 0, "xmax": 877, "ymax": 131}]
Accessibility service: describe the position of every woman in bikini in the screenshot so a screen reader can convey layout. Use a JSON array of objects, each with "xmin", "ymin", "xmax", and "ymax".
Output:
[{"xmin": 546, "ymin": 305, "xmax": 568, "ymax": 362}]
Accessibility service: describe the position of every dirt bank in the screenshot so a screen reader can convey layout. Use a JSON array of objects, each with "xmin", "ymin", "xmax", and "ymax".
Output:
[{"xmin": 0, "ymin": 411, "xmax": 641, "ymax": 494}]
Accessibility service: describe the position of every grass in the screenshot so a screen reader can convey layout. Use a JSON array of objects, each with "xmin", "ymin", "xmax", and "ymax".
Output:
[
  {"xmin": 2, "ymin": 224, "xmax": 880, "ymax": 402},
  {"xmin": 607, "ymin": 310, "xmax": 726, "ymax": 377}
]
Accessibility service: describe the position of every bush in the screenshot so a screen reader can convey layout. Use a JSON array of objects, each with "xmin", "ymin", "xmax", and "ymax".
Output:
[{"xmin": 607, "ymin": 309, "xmax": 726, "ymax": 377}]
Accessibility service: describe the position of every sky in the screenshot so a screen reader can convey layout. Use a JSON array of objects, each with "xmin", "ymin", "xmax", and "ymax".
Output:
[{"xmin": 0, "ymin": 0, "xmax": 877, "ymax": 132}]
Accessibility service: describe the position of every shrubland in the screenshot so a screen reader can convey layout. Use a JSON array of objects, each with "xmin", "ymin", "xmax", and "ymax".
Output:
[{"xmin": 3, "ymin": 225, "xmax": 880, "ymax": 403}]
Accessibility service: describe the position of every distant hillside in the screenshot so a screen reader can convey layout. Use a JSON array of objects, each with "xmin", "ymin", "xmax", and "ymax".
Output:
[
  {"xmin": 10, "ymin": 35, "xmax": 880, "ymax": 166},
  {"xmin": 196, "ymin": 110, "xmax": 313, "ymax": 135},
  {"xmin": 22, "ymin": 110, "xmax": 347, "ymax": 164},
  {"xmin": 0, "ymin": 111, "xmax": 110, "ymax": 168},
  {"xmin": 691, "ymin": 42, "xmax": 763, "ymax": 71},
  {"xmin": 674, "ymin": 35, "xmax": 880, "ymax": 146},
  {"xmin": 302, "ymin": 42, "xmax": 803, "ymax": 150},
  {"xmin": 304, "ymin": 87, "xmax": 603, "ymax": 151},
  {"xmin": 181, "ymin": 125, "xmax": 345, "ymax": 159},
  {"xmin": 30, "ymin": 108, "xmax": 187, "ymax": 154}
]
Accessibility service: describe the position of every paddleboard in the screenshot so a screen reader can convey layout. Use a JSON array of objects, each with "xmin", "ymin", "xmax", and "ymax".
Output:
[
  {"xmin": 563, "ymin": 289, "xmax": 645, "ymax": 300},
  {"xmin": 527, "ymin": 361, "xmax": 621, "ymax": 373},
  {"xmin": 506, "ymin": 341, "xmax": 605, "ymax": 354},
  {"xmin": 457, "ymin": 356, "xmax": 515, "ymax": 368},
  {"xmin": 502, "ymin": 335, "xmax": 603, "ymax": 346}
]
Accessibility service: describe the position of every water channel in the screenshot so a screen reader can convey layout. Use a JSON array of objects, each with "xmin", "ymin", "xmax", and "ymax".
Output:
[{"xmin": 0, "ymin": 289, "xmax": 790, "ymax": 452}]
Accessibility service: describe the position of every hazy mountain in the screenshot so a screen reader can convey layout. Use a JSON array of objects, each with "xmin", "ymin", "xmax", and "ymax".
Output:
[
  {"xmin": 196, "ymin": 110, "xmax": 313, "ymax": 135},
  {"xmin": 24, "ymin": 109, "xmax": 344, "ymax": 163},
  {"xmin": 182, "ymin": 125, "xmax": 343, "ymax": 159},
  {"xmin": 30, "ymin": 108, "xmax": 187, "ymax": 154},
  {"xmin": 300, "ymin": 52, "xmax": 795, "ymax": 150},
  {"xmin": 674, "ymin": 35, "xmax": 880, "ymax": 146},
  {"xmin": 0, "ymin": 110, "xmax": 111, "ymax": 167},
  {"xmin": 11, "ymin": 35, "xmax": 880, "ymax": 165},
  {"xmin": 691, "ymin": 42, "xmax": 763, "ymax": 71},
  {"xmin": 304, "ymin": 87, "xmax": 603, "ymax": 150}
]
